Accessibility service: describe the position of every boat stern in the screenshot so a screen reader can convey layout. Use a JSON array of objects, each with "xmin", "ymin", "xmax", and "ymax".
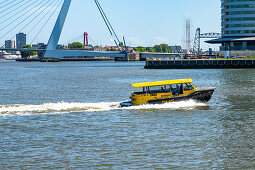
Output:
[{"xmin": 120, "ymin": 101, "xmax": 133, "ymax": 107}]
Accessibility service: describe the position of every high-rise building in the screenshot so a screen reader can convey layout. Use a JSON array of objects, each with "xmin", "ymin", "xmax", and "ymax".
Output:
[
  {"xmin": 5, "ymin": 40, "xmax": 15, "ymax": 48},
  {"xmin": 208, "ymin": 0, "xmax": 255, "ymax": 56},
  {"xmin": 16, "ymin": 33, "xmax": 26, "ymax": 49}
]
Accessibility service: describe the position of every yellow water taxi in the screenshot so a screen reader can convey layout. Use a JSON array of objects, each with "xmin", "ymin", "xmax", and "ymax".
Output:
[{"xmin": 120, "ymin": 79, "xmax": 215, "ymax": 107}]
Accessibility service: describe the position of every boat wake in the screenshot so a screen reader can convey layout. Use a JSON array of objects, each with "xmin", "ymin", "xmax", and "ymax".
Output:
[{"xmin": 0, "ymin": 100, "xmax": 207, "ymax": 116}]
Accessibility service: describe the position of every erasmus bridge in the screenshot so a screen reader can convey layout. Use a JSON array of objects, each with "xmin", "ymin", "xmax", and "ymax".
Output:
[{"xmin": 0, "ymin": 0, "xmax": 126, "ymax": 58}]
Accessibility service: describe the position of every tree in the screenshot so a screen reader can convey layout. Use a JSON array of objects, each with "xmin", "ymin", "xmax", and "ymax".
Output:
[
  {"xmin": 68, "ymin": 42, "xmax": 84, "ymax": 49},
  {"xmin": 153, "ymin": 44, "xmax": 172, "ymax": 53},
  {"xmin": 133, "ymin": 44, "xmax": 173, "ymax": 53},
  {"xmin": 21, "ymin": 45, "xmax": 37, "ymax": 58},
  {"xmin": 153, "ymin": 45, "xmax": 163, "ymax": 53},
  {"xmin": 146, "ymin": 47, "xmax": 154, "ymax": 52},
  {"xmin": 161, "ymin": 44, "xmax": 169, "ymax": 53},
  {"xmin": 134, "ymin": 46, "xmax": 146, "ymax": 52}
]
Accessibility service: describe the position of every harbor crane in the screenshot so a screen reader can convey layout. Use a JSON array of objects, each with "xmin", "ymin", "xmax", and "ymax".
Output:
[{"xmin": 193, "ymin": 28, "xmax": 221, "ymax": 55}]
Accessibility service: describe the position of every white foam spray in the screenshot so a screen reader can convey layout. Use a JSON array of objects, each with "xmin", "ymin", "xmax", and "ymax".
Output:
[{"xmin": 0, "ymin": 100, "xmax": 207, "ymax": 116}]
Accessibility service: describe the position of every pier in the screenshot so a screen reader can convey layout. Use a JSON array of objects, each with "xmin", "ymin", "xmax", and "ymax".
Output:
[{"xmin": 145, "ymin": 59, "xmax": 255, "ymax": 69}]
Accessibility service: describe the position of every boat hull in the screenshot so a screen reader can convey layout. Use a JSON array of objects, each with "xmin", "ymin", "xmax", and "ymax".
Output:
[
  {"xmin": 120, "ymin": 87, "xmax": 215, "ymax": 107},
  {"xmin": 148, "ymin": 87, "xmax": 215, "ymax": 104}
]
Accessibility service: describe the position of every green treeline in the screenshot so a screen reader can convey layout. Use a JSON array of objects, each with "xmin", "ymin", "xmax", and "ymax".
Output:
[
  {"xmin": 21, "ymin": 45, "xmax": 37, "ymax": 58},
  {"xmin": 68, "ymin": 42, "xmax": 84, "ymax": 49},
  {"xmin": 134, "ymin": 44, "xmax": 173, "ymax": 53}
]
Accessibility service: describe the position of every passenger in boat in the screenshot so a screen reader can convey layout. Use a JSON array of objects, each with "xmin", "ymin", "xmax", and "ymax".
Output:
[
  {"xmin": 169, "ymin": 85, "xmax": 173, "ymax": 92},
  {"xmin": 176, "ymin": 84, "xmax": 180, "ymax": 93},
  {"xmin": 180, "ymin": 84, "xmax": 184, "ymax": 94},
  {"xmin": 161, "ymin": 87, "xmax": 164, "ymax": 92},
  {"xmin": 172, "ymin": 85, "xmax": 179, "ymax": 95}
]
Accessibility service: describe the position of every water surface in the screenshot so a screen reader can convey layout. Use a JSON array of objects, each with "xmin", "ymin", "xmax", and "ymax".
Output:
[{"xmin": 0, "ymin": 61, "xmax": 254, "ymax": 169}]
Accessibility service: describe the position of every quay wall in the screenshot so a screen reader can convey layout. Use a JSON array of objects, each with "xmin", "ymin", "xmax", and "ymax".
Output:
[{"xmin": 145, "ymin": 59, "xmax": 255, "ymax": 69}]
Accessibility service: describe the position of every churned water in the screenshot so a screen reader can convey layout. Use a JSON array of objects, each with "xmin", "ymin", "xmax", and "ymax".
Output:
[{"xmin": 0, "ymin": 61, "xmax": 254, "ymax": 169}]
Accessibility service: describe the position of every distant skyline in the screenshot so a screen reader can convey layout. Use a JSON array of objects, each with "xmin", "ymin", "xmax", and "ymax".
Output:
[{"xmin": 1, "ymin": 0, "xmax": 221, "ymax": 51}]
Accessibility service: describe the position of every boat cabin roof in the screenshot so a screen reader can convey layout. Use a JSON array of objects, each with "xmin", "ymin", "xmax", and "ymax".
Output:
[{"xmin": 130, "ymin": 79, "xmax": 192, "ymax": 88}]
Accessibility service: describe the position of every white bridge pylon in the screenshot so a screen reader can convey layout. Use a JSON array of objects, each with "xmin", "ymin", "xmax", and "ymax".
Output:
[{"xmin": 44, "ymin": 0, "xmax": 125, "ymax": 58}]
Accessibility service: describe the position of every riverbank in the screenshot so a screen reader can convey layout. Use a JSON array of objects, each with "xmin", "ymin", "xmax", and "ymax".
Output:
[{"xmin": 145, "ymin": 59, "xmax": 255, "ymax": 69}]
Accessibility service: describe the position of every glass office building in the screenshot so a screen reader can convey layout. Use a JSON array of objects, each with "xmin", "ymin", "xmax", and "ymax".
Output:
[{"xmin": 208, "ymin": 0, "xmax": 255, "ymax": 51}]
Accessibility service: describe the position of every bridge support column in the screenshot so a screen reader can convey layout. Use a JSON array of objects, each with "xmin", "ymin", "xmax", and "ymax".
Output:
[{"xmin": 44, "ymin": 0, "xmax": 72, "ymax": 58}]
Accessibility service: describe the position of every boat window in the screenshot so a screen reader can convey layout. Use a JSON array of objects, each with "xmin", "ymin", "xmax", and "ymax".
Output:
[
  {"xmin": 172, "ymin": 84, "xmax": 179, "ymax": 95},
  {"xmin": 184, "ymin": 83, "xmax": 194, "ymax": 91},
  {"xmin": 170, "ymin": 84, "xmax": 184, "ymax": 95},
  {"xmin": 147, "ymin": 86, "xmax": 165, "ymax": 93}
]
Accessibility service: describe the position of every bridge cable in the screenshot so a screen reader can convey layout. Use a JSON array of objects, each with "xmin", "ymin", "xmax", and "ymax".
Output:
[
  {"xmin": 0, "ymin": 0, "xmax": 46, "ymax": 33},
  {"xmin": 63, "ymin": 34, "xmax": 83, "ymax": 45},
  {"xmin": 0, "ymin": 0, "xmax": 50, "ymax": 42},
  {"xmin": 88, "ymin": 36, "xmax": 98, "ymax": 46},
  {"xmin": 95, "ymin": 0, "xmax": 121, "ymax": 46},
  {"xmin": 9, "ymin": 0, "xmax": 56, "ymax": 43},
  {"xmin": 94, "ymin": 1, "xmax": 114, "ymax": 40},
  {"xmin": 0, "ymin": 0, "xmax": 34, "ymax": 22},
  {"xmin": 0, "ymin": 0, "xmax": 17, "ymax": 11},
  {"xmin": 0, "ymin": 0, "xmax": 46, "ymax": 47},
  {"xmin": 0, "ymin": 0, "xmax": 24, "ymax": 15},
  {"xmin": 30, "ymin": 0, "xmax": 64, "ymax": 45},
  {"xmin": 27, "ymin": 0, "xmax": 60, "ymax": 41},
  {"xmin": 94, "ymin": 0, "xmax": 122, "ymax": 49},
  {"xmin": 0, "ymin": 0, "xmax": 9, "ymax": 7},
  {"xmin": 18, "ymin": 0, "xmax": 57, "ymax": 34},
  {"xmin": 95, "ymin": 0, "xmax": 122, "ymax": 49}
]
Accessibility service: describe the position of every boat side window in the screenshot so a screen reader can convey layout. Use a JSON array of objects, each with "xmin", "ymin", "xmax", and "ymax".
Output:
[
  {"xmin": 184, "ymin": 83, "xmax": 194, "ymax": 91},
  {"xmin": 172, "ymin": 84, "xmax": 179, "ymax": 95}
]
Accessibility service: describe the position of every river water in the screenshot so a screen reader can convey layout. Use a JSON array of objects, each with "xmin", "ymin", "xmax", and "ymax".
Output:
[{"xmin": 0, "ymin": 61, "xmax": 254, "ymax": 169}]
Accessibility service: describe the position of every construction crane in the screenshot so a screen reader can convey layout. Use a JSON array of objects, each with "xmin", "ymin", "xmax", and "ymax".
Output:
[{"xmin": 193, "ymin": 28, "xmax": 221, "ymax": 55}]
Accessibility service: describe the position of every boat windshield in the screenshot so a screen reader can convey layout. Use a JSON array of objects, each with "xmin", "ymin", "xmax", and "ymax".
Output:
[{"xmin": 184, "ymin": 83, "xmax": 194, "ymax": 91}]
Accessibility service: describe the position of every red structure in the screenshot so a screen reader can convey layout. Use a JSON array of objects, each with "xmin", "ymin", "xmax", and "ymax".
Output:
[{"xmin": 84, "ymin": 32, "xmax": 89, "ymax": 46}]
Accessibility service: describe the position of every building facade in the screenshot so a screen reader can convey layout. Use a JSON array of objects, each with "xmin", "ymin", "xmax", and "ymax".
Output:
[
  {"xmin": 208, "ymin": 0, "xmax": 255, "ymax": 56},
  {"xmin": 5, "ymin": 40, "xmax": 15, "ymax": 48},
  {"xmin": 16, "ymin": 33, "xmax": 26, "ymax": 49}
]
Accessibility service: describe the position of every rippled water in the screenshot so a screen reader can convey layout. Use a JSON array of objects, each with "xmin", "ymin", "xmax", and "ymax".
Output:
[{"xmin": 0, "ymin": 61, "xmax": 254, "ymax": 169}]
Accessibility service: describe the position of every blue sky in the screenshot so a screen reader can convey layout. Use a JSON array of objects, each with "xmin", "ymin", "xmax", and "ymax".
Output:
[
  {"xmin": 1, "ymin": 0, "xmax": 221, "ymax": 50},
  {"xmin": 60, "ymin": 0, "xmax": 221, "ymax": 50}
]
